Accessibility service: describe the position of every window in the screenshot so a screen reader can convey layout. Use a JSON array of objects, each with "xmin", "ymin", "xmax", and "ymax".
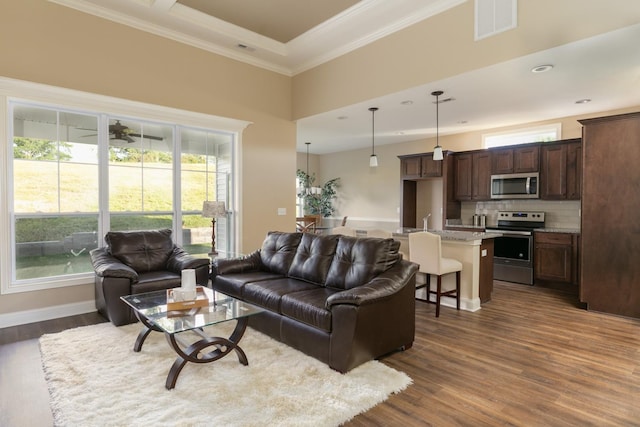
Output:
[
  {"xmin": 483, "ymin": 123, "xmax": 561, "ymax": 148},
  {"xmin": 6, "ymin": 99, "xmax": 238, "ymax": 292}
]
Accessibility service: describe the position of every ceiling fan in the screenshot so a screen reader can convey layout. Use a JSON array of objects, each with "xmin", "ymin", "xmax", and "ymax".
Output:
[
  {"xmin": 81, "ymin": 120, "xmax": 164, "ymax": 143},
  {"xmin": 109, "ymin": 120, "xmax": 164, "ymax": 143}
]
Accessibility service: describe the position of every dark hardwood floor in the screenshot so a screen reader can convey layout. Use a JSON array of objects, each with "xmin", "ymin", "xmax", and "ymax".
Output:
[{"xmin": 1, "ymin": 282, "xmax": 639, "ymax": 426}]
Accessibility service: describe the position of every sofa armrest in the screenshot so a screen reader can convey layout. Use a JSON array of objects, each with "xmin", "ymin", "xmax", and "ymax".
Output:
[
  {"xmin": 212, "ymin": 251, "xmax": 263, "ymax": 276},
  {"xmin": 166, "ymin": 247, "xmax": 210, "ymax": 272},
  {"xmin": 89, "ymin": 248, "xmax": 138, "ymax": 281},
  {"xmin": 326, "ymin": 260, "xmax": 419, "ymax": 308}
]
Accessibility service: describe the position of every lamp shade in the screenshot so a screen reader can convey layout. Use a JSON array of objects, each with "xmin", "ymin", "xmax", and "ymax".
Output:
[{"xmin": 202, "ymin": 201, "xmax": 227, "ymax": 218}]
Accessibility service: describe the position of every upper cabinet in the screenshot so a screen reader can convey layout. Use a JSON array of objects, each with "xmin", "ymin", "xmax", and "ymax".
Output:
[
  {"xmin": 540, "ymin": 139, "xmax": 582, "ymax": 200},
  {"xmin": 454, "ymin": 151, "xmax": 491, "ymax": 201},
  {"xmin": 400, "ymin": 153, "xmax": 442, "ymax": 179},
  {"xmin": 491, "ymin": 145, "xmax": 539, "ymax": 174}
]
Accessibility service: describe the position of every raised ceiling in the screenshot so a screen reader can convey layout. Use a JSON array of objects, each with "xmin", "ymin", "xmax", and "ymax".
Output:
[{"xmin": 176, "ymin": 0, "xmax": 362, "ymax": 43}]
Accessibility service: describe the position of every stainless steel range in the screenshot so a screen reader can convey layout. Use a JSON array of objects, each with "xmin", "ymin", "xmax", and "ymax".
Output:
[{"xmin": 485, "ymin": 211, "xmax": 545, "ymax": 285}]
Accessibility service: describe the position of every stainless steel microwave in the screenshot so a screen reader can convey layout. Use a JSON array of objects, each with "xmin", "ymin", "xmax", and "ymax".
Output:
[{"xmin": 490, "ymin": 172, "xmax": 539, "ymax": 199}]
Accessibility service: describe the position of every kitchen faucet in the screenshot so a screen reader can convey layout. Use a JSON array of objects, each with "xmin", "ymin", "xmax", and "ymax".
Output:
[{"xmin": 423, "ymin": 213, "xmax": 431, "ymax": 231}]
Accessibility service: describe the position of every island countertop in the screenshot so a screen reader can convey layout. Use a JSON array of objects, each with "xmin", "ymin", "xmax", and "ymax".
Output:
[{"xmin": 392, "ymin": 228, "xmax": 502, "ymax": 242}]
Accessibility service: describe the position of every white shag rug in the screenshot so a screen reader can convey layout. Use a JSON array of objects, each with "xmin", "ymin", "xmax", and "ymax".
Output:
[{"xmin": 39, "ymin": 322, "xmax": 411, "ymax": 426}]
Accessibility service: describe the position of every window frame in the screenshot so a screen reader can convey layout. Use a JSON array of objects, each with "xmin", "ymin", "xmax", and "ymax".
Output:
[
  {"xmin": 1, "ymin": 77, "xmax": 249, "ymax": 294},
  {"xmin": 482, "ymin": 123, "xmax": 562, "ymax": 149}
]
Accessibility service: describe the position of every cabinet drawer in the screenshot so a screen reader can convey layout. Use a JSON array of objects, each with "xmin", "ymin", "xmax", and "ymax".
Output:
[{"xmin": 535, "ymin": 232, "xmax": 572, "ymax": 245}]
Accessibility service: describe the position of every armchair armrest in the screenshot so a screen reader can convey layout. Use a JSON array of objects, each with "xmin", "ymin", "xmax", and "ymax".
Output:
[
  {"xmin": 326, "ymin": 260, "xmax": 419, "ymax": 308},
  {"xmin": 89, "ymin": 248, "xmax": 138, "ymax": 281},
  {"xmin": 212, "ymin": 251, "xmax": 262, "ymax": 276},
  {"xmin": 166, "ymin": 247, "xmax": 210, "ymax": 272}
]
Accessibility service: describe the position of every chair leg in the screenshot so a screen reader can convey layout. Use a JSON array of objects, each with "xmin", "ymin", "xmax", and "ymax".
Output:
[
  {"xmin": 435, "ymin": 275, "xmax": 442, "ymax": 317},
  {"xmin": 456, "ymin": 270, "xmax": 461, "ymax": 311}
]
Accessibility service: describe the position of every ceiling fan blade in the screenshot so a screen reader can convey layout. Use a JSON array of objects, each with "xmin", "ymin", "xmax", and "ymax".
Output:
[{"xmin": 129, "ymin": 132, "xmax": 164, "ymax": 141}]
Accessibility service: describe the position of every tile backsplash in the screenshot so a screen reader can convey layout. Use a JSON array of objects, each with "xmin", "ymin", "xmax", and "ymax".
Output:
[{"xmin": 461, "ymin": 200, "xmax": 581, "ymax": 230}]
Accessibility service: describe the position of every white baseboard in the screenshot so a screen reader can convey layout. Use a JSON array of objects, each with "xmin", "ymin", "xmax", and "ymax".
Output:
[{"xmin": 0, "ymin": 300, "xmax": 96, "ymax": 329}]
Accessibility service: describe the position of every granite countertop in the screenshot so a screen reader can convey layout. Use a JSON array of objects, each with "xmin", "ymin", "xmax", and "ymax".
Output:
[{"xmin": 392, "ymin": 228, "xmax": 502, "ymax": 241}]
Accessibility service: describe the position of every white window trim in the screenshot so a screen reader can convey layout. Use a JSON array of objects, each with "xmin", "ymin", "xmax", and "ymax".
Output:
[
  {"xmin": 482, "ymin": 123, "xmax": 562, "ymax": 149},
  {"xmin": 1, "ymin": 76, "xmax": 251, "ymax": 294}
]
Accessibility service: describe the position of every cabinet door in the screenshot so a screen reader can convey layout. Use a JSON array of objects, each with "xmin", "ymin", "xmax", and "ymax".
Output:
[
  {"xmin": 454, "ymin": 153, "xmax": 472, "ymax": 200},
  {"xmin": 514, "ymin": 146, "xmax": 540, "ymax": 172},
  {"xmin": 401, "ymin": 157, "xmax": 422, "ymax": 179},
  {"xmin": 534, "ymin": 232, "xmax": 573, "ymax": 283},
  {"xmin": 491, "ymin": 149, "xmax": 513, "ymax": 174},
  {"xmin": 421, "ymin": 154, "xmax": 442, "ymax": 177},
  {"xmin": 540, "ymin": 144, "xmax": 567, "ymax": 199},
  {"xmin": 472, "ymin": 151, "xmax": 492, "ymax": 200},
  {"xmin": 566, "ymin": 142, "xmax": 582, "ymax": 200}
]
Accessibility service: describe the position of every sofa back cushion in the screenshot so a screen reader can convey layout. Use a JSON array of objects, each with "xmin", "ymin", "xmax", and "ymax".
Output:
[
  {"xmin": 288, "ymin": 233, "xmax": 339, "ymax": 285},
  {"xmin": 260, "ymin": 231, "xmax": 303, "ymax": 275},
  {"xmin": 325, "ymin": 236, "xmax": 401, "ymax": 290},
  {"xmin": 105, "ymin": 229, "xmax": 174, "ymax": 273}
]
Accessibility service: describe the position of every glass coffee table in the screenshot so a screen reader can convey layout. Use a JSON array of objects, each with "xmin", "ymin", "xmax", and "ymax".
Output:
[{"xmin": 121, "ymin": 287, "xmax": 264, "ymax": 389}]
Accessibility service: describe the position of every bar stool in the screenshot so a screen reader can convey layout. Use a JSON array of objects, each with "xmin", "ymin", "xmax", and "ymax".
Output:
[{"xmin": 409, "ymin": 231, "xmax": 462, "ymax": 317}]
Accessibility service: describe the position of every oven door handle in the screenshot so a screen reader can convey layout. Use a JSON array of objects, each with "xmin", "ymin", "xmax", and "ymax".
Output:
[{"xmin": 486, "ymin": 229, "xmax": 532, "ymax": 236}]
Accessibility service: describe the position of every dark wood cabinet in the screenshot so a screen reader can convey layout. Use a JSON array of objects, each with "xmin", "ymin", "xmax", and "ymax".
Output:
[
  {"xmin": 534, "ymin": 232, "xmax": 578, "ymax": 285},
  {"xmin": 400, "ymin": 156, "xmax": 422, "ymax": 179},
  {"xmin": 540, "ymin": 139, "xmax": 582, "ymax": 200},
  {"xmin": 400, "ymin": 154, "xmax": 441, "ymax": 179},
  {"xmin": 454, "ymin": 151, "xmax": 491, "ymax": 201},
  {"xmin": 579, "ymin": 112, "xmax": 640, "ymax": 318},
  {"xmin": 566, "ymin": 142, "xmax": 582, "ymax": 200},
  {"xmin": 454, "ymin": 153, "xmax": 472, "ymax": 200},
  {"xmin": 491, "ymin": 145, "xmax": 539, "ymax": 174},
  {"xmin": 421, "ymin": 154, "xmax": 442, "ymax": 177},
  {"xmin": 472, "ymin": 151, "xmax": 492, "ymax": 200}
]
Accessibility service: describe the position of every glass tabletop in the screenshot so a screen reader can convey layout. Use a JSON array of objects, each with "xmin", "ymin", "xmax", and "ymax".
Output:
[{"xmin": 121, "ymin": 287, "xmax": 264, "ymax": 334}]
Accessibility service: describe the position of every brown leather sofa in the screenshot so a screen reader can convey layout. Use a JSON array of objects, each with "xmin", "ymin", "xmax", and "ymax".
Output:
[
  {"xmin": 211, "ymin": 231, "xmax": 419, "ymax": 372},
  {"xmin": 90, "ymin": 229, "xmax": 210, "ymax": 326}
]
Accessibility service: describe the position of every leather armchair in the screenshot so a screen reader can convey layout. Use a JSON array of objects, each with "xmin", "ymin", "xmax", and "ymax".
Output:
[{"xmin": 90, "ymin": 229, "xmax": 210, "ymax": 326}]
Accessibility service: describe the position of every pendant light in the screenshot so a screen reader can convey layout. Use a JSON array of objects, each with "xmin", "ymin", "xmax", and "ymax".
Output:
[
  {"xmin": 432, "ymin": 90, "xmax": 444, "ymax": 161},
  {"xmin": 369, "ymin": 107, "xmax": 379, "ymax": 167},
  {"xmin": 305, "ymin": 142, "xmax": 311, "ymax": 195}
]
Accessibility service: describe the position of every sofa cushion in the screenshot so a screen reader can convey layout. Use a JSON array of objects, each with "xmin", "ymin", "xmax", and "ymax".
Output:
[
  {"xmin": 325, "ymin": 236, "xmax": 401, "ymax": 290},
  {"xmin": 288, "ymin": 233, "xmax": 339, "ymax": 285},
  {"xmin": 259, "ymin": 232, "xmax": 303, "ymax": 275},
  {"xmin": 280, "ymin": 287, "xmax": 340, "ymax": 332},
  {"xmin": 106, "ymin": 229, "xmax": 174, "ymax": 273},
  {"xmin": 243, "ymin": 278, "xmax": 318, "ymax": 312},
  {"xmin": 214, "ymin": 271, "xmax": 284, "ymax": 299}
]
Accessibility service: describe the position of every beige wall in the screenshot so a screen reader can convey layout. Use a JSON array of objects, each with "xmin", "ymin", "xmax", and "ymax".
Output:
[
  {"xmin": 292, "ymin": 0, "xmax": 640, "ymax": 120},
  {"xmin": 0, "ymin": 0, "xmax": 295, "ymax": 316}
]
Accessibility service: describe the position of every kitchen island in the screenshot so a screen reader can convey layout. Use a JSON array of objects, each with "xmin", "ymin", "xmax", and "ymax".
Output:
[{"xmin": 392, "ymin": 229, "xmax": 500, "ymax": 312}]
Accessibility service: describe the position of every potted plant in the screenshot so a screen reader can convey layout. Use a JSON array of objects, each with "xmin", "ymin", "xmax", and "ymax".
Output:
[{"xmin": 296, "ymin": 169, "xmax": 340, "ymax": 217}]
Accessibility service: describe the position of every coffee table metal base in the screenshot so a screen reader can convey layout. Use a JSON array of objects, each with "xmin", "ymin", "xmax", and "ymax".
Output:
[{"xmin": 132, "ymin": 313, "xmax": 250, "ymax": 390}]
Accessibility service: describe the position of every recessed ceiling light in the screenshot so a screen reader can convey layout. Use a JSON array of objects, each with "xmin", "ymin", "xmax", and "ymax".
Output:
[
  {"xmin": 531, "ymin": 64, "xmax": 553, "ymax": 73},
  {"xmin": 396, "ymin": 131, "xmax": 405, "ymax": 135},
  {"xmin": 337, "ymin": 116, "xmax": 348, "ymax": 120},
  {"xmin": 400, "ymin": 100, "xmax": 413, "ymax": 105},
  {"xmin": 575, "ymin": 98, "xmax": 592, "ymax": 104}
]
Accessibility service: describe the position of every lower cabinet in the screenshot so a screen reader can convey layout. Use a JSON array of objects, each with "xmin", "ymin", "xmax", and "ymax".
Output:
[{"xmin": 534, "ymin": 232, "xmax": 579, "ymax": 286}]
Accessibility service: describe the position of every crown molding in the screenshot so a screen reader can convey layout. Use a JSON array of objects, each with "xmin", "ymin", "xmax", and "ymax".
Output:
[{"xmin": 49, "ymin": 0, "xmax": 465, "ymax": 76}]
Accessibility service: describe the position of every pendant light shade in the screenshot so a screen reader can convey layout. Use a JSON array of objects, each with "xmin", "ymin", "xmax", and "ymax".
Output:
[
  {"xmin": 369, "ymin": 107, "xmax": 379, "ymax": 168},
  {"xmin": 432, "ymin": 90, "xmax": 444, "ymax": 161}
]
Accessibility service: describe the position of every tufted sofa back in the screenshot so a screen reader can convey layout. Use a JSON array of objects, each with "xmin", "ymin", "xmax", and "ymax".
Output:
[
  {"xmin": 105, "ymin": 229, "xmax": 175, "ymax": 273},
  {"xmin": 258, "ymin": 231, "xmax": 401, "ymax": 289}
]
